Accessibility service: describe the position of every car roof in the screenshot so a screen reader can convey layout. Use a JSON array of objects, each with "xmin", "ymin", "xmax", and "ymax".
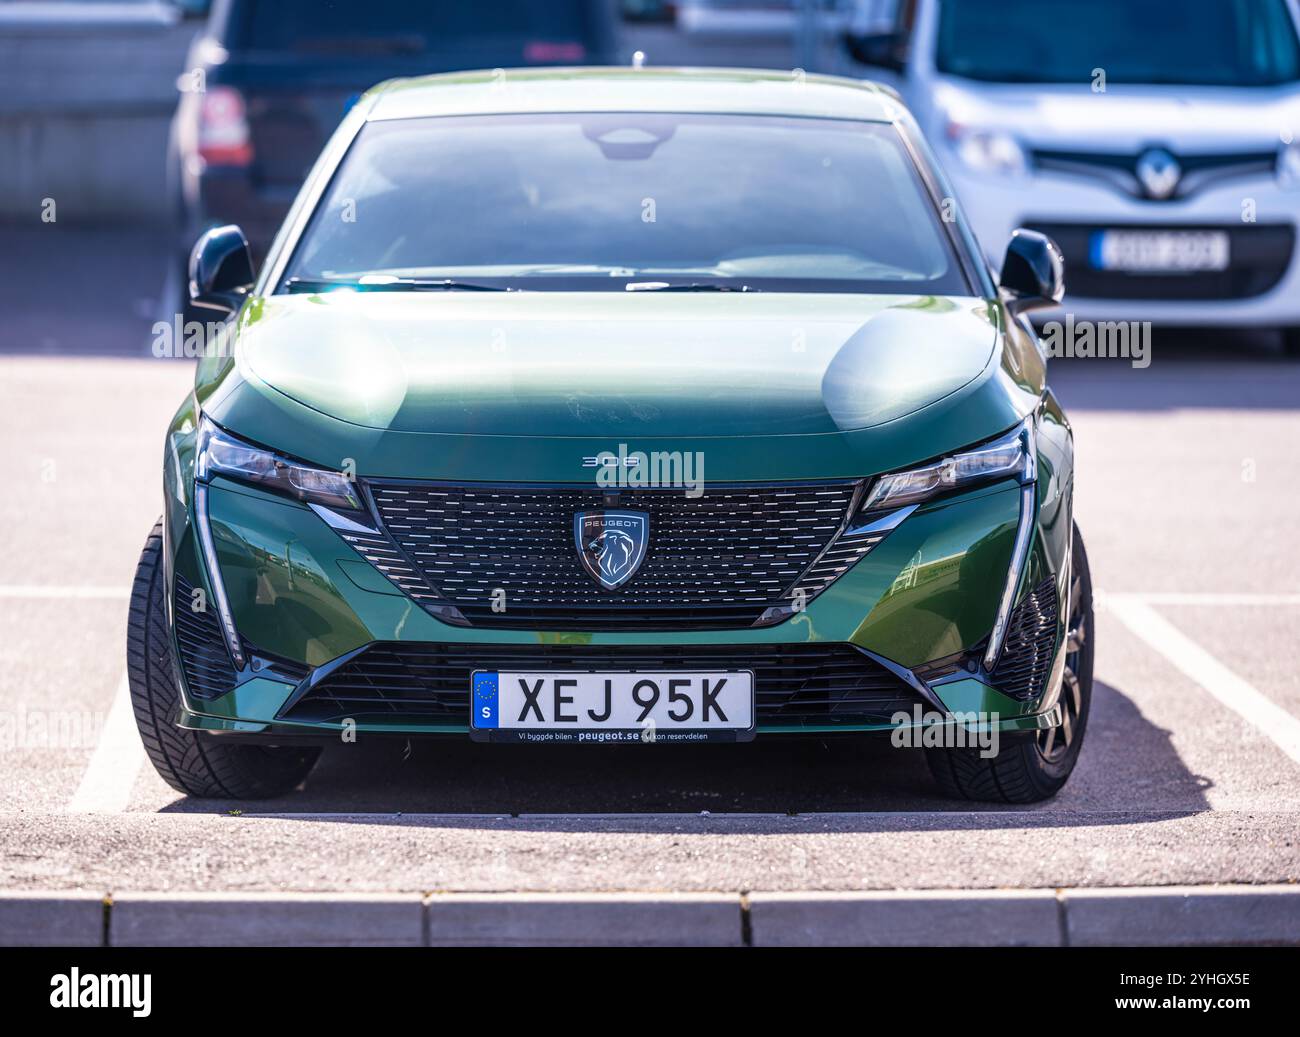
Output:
[{"xmin": 365, "ymin": 67, "xmax": 901, "ymax": 124}]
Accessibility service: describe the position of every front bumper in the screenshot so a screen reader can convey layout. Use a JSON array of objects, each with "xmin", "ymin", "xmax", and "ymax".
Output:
[{"xmin": 162, "ymin": 454, "xmax": 1073, "ymax": 740}]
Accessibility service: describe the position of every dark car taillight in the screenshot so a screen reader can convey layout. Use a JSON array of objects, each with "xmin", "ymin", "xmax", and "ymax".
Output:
[{"xmin": 199, "ymin": 86, "xmax": 254, "ymax": 167}]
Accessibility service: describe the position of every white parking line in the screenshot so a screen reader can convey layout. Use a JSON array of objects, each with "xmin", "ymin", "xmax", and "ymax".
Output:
[
  {"xmin": 1104, "ymin": 594, "xmax": 1300, "ymax": 767},
  {"xmin": 0, "ymin": 585, "xmax": 129, "ymax": 600},
  {"xmin": 68, "ymin": 673, "xmax": 144, "ymax": 813}
]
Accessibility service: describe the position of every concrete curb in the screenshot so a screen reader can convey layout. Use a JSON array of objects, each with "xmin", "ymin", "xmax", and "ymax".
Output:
[
  {"xmin": 427, "ymin": 892, "xmax": 740, "ymax": 947},
  {"xmin": 1061, "ymin": 885, "xmax": 1300, "ymax": 947},
  {"xmin": 1, "ymin": 885, "xmax": 1297, "ymax": 947},
  {"xmin": 110, "ymin": 893, "xmax": 423, "ymax": 947},
  {"xmin": 746, "ymin": 889, "xmax": 1062, "ymax": 946},
  {"xmin": 0, "ymin": 891, "xmax": 104, "ymax": 947}
]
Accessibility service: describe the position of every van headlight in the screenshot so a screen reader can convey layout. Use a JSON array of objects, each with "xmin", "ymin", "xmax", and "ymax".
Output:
[
  {"xmin": 1278, "ymin": 138, "xmax": 1300, "ymax": 190},
  {"xmin": 196, "ymin": 418, "xmax": 360, "ymax": 509},
  {"xmin": 860, "ymin": 418, "xmax": 1035, "ymax": 515},
  {"xmin": 948, "ymin": 123, "xmax": 1028, "ymax": 178}
]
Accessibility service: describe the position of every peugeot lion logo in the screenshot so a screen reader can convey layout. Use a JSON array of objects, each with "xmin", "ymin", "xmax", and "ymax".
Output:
[
  {"xmin": 575, "ymin": 510, "xmax": 649, "ymax": 590},
  {"xmin": 1135, "ymin": 147, "xmax": 1181, "ymax": 200}
]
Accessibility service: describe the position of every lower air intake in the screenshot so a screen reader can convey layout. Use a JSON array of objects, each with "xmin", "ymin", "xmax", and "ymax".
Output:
[
  {"xmin": 173, "ymin": 573, "xmax": 237, "ymax": 700},
  {"xmin": 991, "ymin": 577, "xmax": 1059, "ymax": 701},
  {"xmin": 280, "ymin": 642, "xmax": 923, "ymax": 728}
]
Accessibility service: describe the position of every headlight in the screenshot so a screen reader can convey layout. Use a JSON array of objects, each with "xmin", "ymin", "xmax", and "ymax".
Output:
[
  {"xmin": 196, "ymin": 418, "xmax": 361, "ymax": 510},
  {"xmin": 860, "ymin": 418, "xmax": 1035, "ymax": 515},
  {"xmin": 1278, "ymin": 137, "xmax": 1300, "ymax": 190},
  {"xmin": 948, "ymin": 123, "xmax": 1028, "ymax": 177}
]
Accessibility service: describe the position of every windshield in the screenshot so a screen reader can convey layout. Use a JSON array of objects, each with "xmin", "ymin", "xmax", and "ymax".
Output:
[
  {"xmin": 282, "ymin": 113, "xmax": 967, "ymax": 294},
  {"xmin": 936, "ymin": 0, "xmax": 1300, "ymax": 86},
  {"xmin": 231, "ymin": 0, "xmax": 602, "ymax": 58}
]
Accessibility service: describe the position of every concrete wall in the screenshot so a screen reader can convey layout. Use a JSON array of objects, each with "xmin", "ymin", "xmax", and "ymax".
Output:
[{"xmin": 0, "ymin": 3, "xmax": 196, "ymax": 225}]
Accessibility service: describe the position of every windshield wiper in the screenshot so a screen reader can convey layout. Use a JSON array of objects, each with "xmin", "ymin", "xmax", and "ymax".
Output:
[
  {"xmin": 284, "ymin": 277, "xmax": 510, "ymax": 293},
  {"xmin": 624, "ymin": 281, "xmax": 761, "ymax": 292}
]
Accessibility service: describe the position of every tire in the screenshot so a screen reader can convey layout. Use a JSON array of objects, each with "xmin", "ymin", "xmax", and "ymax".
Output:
[
  {"xmin": 127, "ymin": 520, "xmax": 321, "ymax": 798},
  {"xmin": 926, "ymin": 523, "xmax": 1094, "ymax": 803}
]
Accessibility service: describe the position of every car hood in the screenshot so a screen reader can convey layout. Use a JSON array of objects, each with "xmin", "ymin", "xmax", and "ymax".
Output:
[
  {"xmin": 207, "ymin": 291, "xmax": 1041, "ymax": 482},
  {"xmin": 237, "ymin": 291, "xmax": 996, "ymax": 437},
  {"xmin": 931, "ymin": 77, "xmax": 1300, "ymax": 152}
]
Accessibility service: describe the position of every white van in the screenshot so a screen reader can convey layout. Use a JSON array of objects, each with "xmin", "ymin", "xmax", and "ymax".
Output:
[{"xmin": 845, "ymin": 0, "xmax": 1300, "ymax": 350}]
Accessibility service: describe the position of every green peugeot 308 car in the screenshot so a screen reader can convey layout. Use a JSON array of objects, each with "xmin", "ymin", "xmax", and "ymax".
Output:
[{"xmin": 129, "ymin": 68, "xmax": 1093, "ymax": 802}]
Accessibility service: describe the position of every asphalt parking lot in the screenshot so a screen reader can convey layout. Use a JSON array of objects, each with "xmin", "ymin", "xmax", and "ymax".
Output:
[{"xmin": 0, "ymin": 228, "xmax": 1297, "ymax": 912}]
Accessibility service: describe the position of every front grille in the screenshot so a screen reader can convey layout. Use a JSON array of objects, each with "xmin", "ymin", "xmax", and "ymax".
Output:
[
  {"xmin": 991, "ymin": 577, "xmax": 1059, "ymax": 702},
  {"xmin": 173, "ymin": 574, "xmax": 236, "ymax": 700},
  {"xmin": 1030, "ymin": 147, "xmax": 1276, "ymax": 201},
  {"xmin": 1024, "ymin": 222, "xmax": 1294, "ymax": 301},
  {"xmin": 353, "ymin": 481, "xmax": 884, "ymax": 630},
  {"xmin": 279, "ymin": 642, "xmax": 923, "ymax": 728}
]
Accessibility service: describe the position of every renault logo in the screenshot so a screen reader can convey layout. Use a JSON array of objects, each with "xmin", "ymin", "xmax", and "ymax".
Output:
[
  {"xmin": 574, "ymin": 510, "xmax": 649, "ymax": 590},
  {"xmin": 1135, "ymin": 147, "xmax": 1181, "ymax": 200}
]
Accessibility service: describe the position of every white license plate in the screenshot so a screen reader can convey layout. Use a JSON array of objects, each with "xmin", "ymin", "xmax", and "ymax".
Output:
[
  {"xmin": 1091, "ymin": 230, "xmax": 1230, "ymax": 272},
  {"xmin": 469, "ymin": 670, "xmax": 755, "ymax": 743}
]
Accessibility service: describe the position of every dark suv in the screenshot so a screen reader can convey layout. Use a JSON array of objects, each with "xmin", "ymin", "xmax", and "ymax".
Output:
[{"xmin": 168, "ymin": 0, "xmax": 618, "ymax": 273}]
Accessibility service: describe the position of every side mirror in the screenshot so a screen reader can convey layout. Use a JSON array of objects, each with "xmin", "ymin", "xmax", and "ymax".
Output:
[
  {"xmin": 999, "ymin": 230, "xmax": 1065, "ymax": 316},
  {"xmin": 189, "ymin": 225, "xmax": 255, "ymax": 314},
  {"xmin": 842, "ymin": 31, "xmax": 906, "ymax": 73}
]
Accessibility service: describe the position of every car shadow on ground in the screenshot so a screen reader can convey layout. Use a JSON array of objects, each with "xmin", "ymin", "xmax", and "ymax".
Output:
[{"xmin": 156, "ymin": 680, "xmax": 1212, "ymax": 828}]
